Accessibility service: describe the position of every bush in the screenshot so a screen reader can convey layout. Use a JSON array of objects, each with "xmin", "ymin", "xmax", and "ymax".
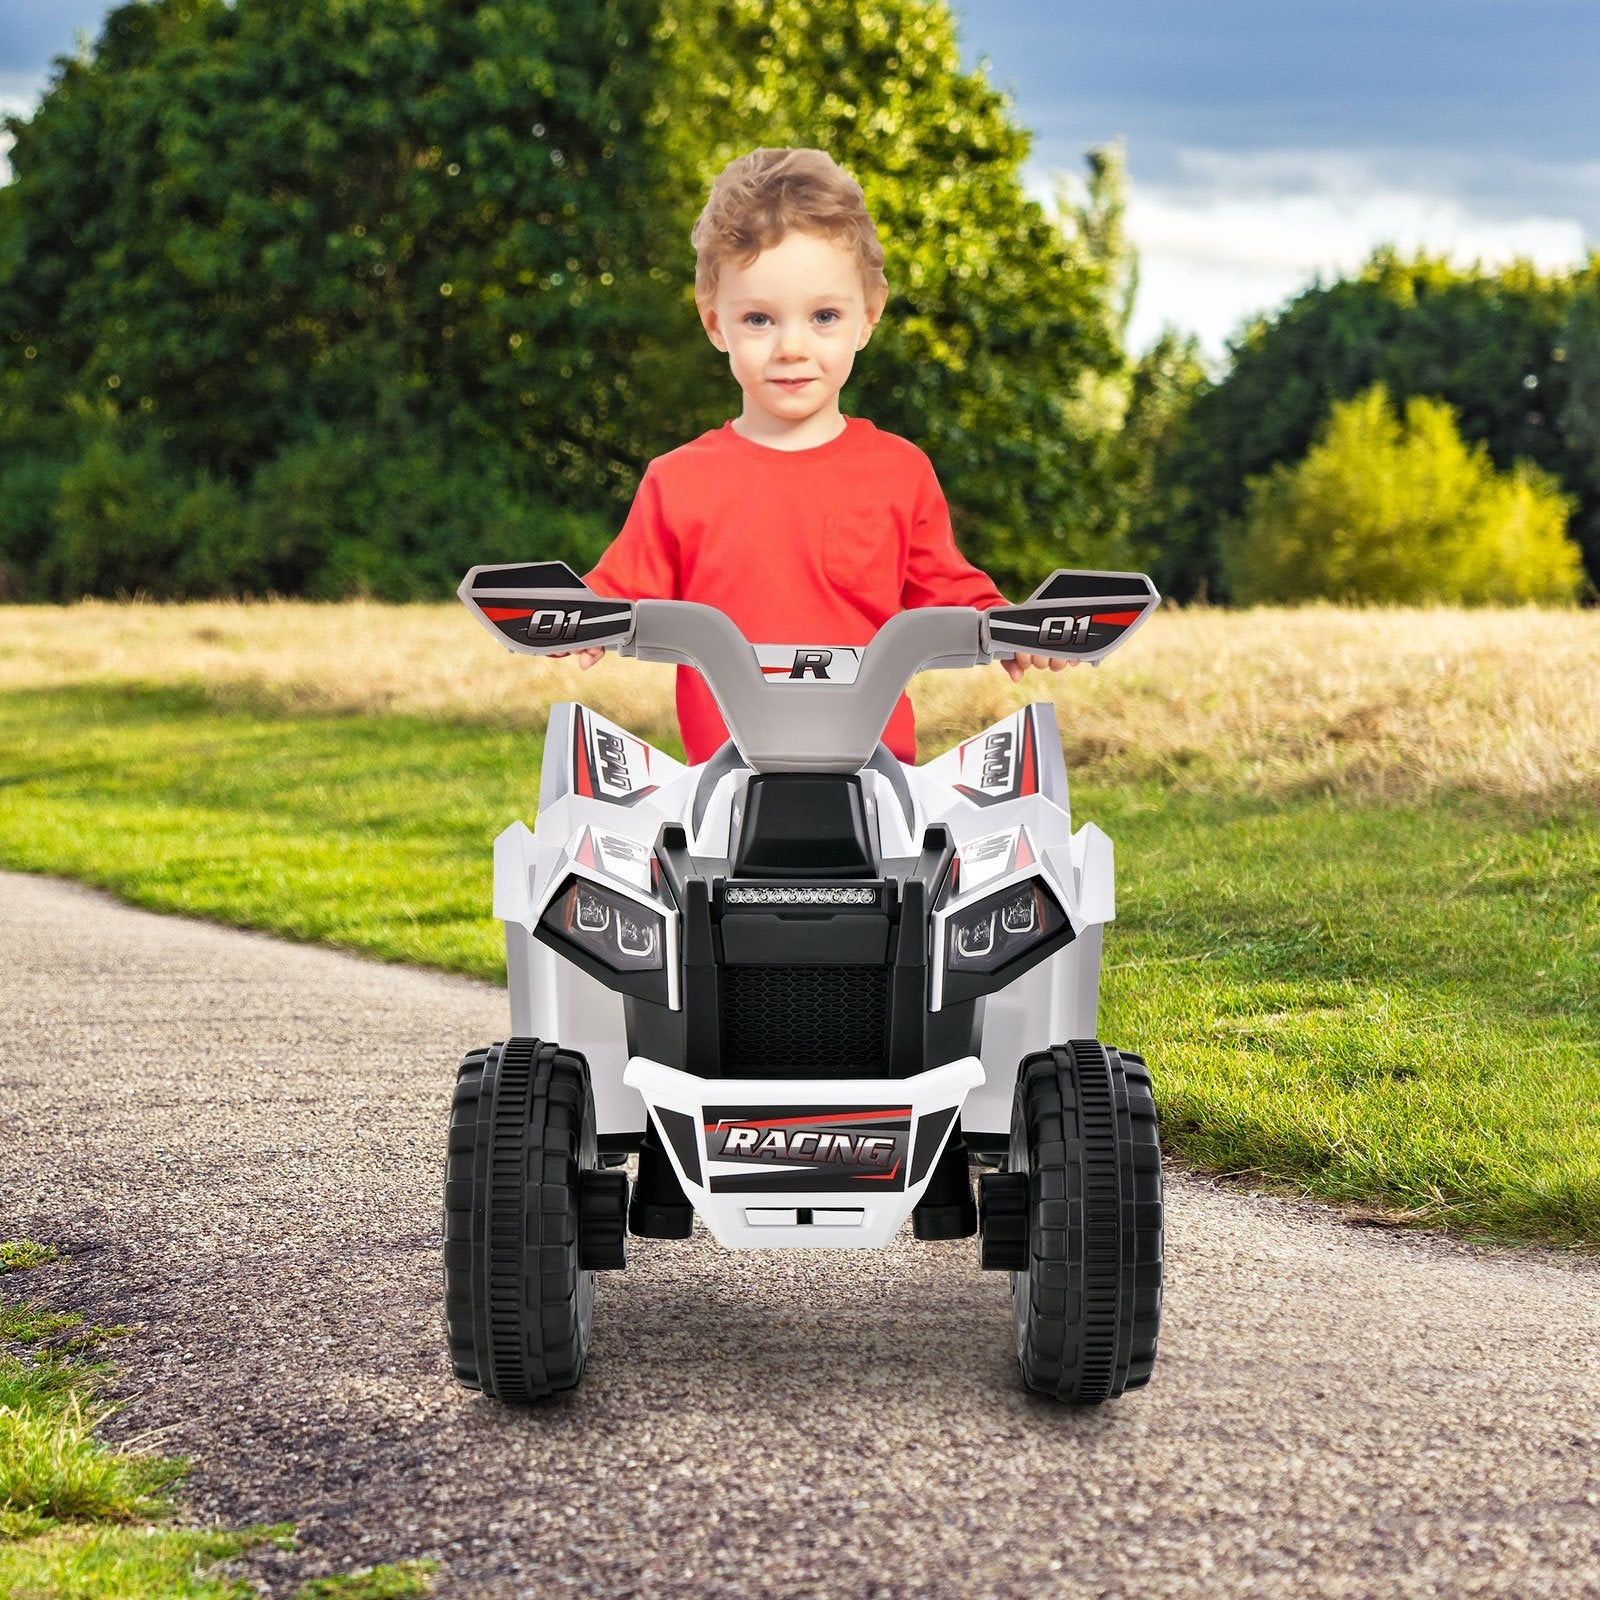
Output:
[
  {"xmin": 1143, "ymin": 252, "xmax": 1596, "ymax": 601},
  {"xmin": 1223, "ymin": 384, "xmax": 1584, "ymax": 605},
  {"xmin": 42, "ymin": 435, "xmax": 188, "ymax": 600},
  {"xmin": 29, "ymin": 430, "xmax": 256, "ymax": 601},
  {"xmin": 0, "ymin": 451, "xmax": 71, "ymax": 599},
  {"xmin": 8, "ymin": 418, "xmax": 616, "ymax": 603},
  {"xmin": 246, "ymin": 430, "xmax": 615, "ymax": 599}
]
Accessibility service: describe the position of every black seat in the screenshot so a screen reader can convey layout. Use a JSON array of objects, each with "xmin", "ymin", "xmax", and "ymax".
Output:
[{"xmin": 690, "ymin": 741, "xmax": 915, "ymax": 840}]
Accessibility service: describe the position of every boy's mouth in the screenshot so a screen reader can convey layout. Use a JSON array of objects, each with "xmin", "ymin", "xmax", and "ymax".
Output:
[{"xmin": 770, "ymin": 377, "xmax": 816, "ymax": 390}]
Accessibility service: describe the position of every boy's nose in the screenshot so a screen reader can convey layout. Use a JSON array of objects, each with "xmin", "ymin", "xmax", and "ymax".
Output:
[{"xmin": 776, "ymin": 324, "xmax": 807, "ymax": 358}]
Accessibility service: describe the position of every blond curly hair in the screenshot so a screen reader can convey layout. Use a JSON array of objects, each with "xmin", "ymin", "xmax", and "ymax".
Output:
[{"xmin": 691, "ymin": 147, "xmax": 888, "ymax": 307}]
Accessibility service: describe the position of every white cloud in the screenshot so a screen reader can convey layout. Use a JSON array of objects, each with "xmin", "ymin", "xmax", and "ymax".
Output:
[
  {"xmin": 1, "ymin": 86, "xmax": 42, "ymax": 186},
  {"xmin": 1041, "ymin": 146, "xmax": 1596, "ymax": 359}
]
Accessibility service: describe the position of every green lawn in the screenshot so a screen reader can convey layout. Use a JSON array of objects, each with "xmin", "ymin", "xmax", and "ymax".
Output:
[{"xmin": 2, "ymin": 684, "xmax": 1596, "ymax": 1245}]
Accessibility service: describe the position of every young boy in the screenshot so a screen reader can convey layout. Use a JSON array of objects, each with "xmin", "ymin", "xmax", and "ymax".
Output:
[{"xmin": 574, "ymin": 146, "xmax": 1064, "ymax": 766}]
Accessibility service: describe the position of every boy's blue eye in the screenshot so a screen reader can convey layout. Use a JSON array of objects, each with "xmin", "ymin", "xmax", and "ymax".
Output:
[
  {"xmin": 814, "ymin": 310, "xmax": 841, "ymax": 325},
  {"xmin": 743, "ymin": 313, "xmax": 771, "ymax": 327}
]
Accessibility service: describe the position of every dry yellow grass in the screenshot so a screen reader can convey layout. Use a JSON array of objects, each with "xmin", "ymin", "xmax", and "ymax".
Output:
[{"xmin": 3, "ymin": 599, "xmax": 1597, "ymax": 803}]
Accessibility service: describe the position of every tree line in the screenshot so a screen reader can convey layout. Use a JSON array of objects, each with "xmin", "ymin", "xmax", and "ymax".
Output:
[
  {"xmin": 1144, "ymin": 251, "xmax": 1599, "ymax": 603},
  {"xmin": 1, "ymin": 0, "xmax": 1594, "ymax": 606}
]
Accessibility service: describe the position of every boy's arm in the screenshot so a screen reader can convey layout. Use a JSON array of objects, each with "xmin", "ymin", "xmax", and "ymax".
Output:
[
  {"xmin": 584, "ymin": 462, "xmax": 679, "ymax": 601},
  {"xmin": 900, "ymin": 461, "xmax": 1070, "ymax": 681},
  {"xmin": 900, "ymin": 462, "xmax": 1006, "ymax": 613},
  {"xmin": 562, "ymin": 464, "xmax": 679, "ymax": 668}
]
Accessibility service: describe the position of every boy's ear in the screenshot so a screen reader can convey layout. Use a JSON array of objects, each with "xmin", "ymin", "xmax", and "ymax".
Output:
[
  {"xmin": 699, "ymin": 299, "xmax": 729, "ymax": 353},
  {"xmin": 856, "ymin": 288, "xmax": 888, "ymax": 351}
]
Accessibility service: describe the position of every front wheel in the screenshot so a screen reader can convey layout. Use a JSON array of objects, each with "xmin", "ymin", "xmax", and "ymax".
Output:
[
  {"xmin": 982, "ymin": 1041, "xmax": 1163, "ymax": 1403},
  {"xmin": 442, "ymin": 1038, "xmax": 626, "ymax": 1402}
]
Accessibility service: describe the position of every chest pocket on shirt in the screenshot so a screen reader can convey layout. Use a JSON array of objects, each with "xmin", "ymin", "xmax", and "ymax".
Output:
[{"xmin": 822, "ymin": 510, "xmax": 896, "ymax": 600}]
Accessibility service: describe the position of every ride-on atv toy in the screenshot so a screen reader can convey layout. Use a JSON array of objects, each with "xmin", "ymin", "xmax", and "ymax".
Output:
[{"xmin": 442, "ymin": 565, "xmax": 1163, "ymax": 1405}]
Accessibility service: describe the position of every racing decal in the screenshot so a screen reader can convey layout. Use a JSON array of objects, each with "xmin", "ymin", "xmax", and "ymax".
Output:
[
  {"xmin": 954, "ymin": 709, "xmax": 1039, "ymax": 806},
  {"xmin": 461, "ymin": 562, "xmax": 636, "ymax": 654},
  {"xmin": 476, "ymin": 596, "xmax": 635, "ymax": 650},
  {"xmin": 949, "ymin": 827, "xmax": 1035, "ymax": 895},
  {"xmin": 986, "ymin": 602, "xmax": 1148, "ymax": 655},
  {"xmin": 702, "ymin": 1105, "xmax": 911, "ymax": 1194},
  {"xmin": 752, "ymin": 645, "xmax": 864, "ymax": 685},
  {"xmin": 985, "ymin": 570, "xmax": 1157, "ymax": 662},
  {"xmin": 571, "ymin": 826, "xmax": 657, "ymax": 892},
  {"xmin": 571, "ymin": 709, "xmax": 660, "ymax": 807}
]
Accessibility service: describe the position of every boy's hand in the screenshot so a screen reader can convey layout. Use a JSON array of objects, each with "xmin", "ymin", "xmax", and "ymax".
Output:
[
  {"xmin": 550, "ymin": 648, "xmax": 605, "ymax": 669},
  {"xmin": 1002, "ymin": 651, "xmax": 1078, "ymax": 682}
]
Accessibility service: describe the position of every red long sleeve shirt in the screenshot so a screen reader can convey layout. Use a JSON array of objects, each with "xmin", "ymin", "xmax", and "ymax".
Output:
[{"xmin": 585, "ymin": 418, "xmax": 1006, "ymax": 764}]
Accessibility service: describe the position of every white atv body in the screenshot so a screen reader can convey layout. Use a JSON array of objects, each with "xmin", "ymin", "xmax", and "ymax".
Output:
[
  {"xmin": 443, "ymin": 564, "xmax": 1164, "ymax": 1405},
  {"xmin": 467, "ymin": 566, "xmax": 1153, "ymax": 1249}
]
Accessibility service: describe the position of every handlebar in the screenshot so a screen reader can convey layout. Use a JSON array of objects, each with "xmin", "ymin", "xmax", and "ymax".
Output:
[{"xmin": 460, "ymin": 563, "xmax": 1159, "ymax": 775}]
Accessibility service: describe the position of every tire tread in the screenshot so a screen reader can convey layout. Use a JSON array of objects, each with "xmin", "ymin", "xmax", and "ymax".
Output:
[{"xmin": 1012, "ymin": 1041, "xmax": 1163, "ymax": 1403}]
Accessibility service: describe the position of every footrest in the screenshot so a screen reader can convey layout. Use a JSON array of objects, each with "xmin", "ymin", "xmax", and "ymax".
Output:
[
  {"xmin": 912, "ymin": 1195, "xmax": 978, "ymax": 1240},
  {"xmin": 578, "ymin": 1168, "xmax": 630, "ymax": 1270},
  {"xmin": 628, "ymin": 1198, "xmax": 694, "ymax": 1240},
  {"xmin": 977, "ymin": 1170, "xmax": 1030, "ymax": 1270}
]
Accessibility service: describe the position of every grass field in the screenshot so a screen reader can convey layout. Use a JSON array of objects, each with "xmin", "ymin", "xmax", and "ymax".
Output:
[
  {"xmin": 2, "ymin": 598, "xmax": 1596, "ymax": 1246},
  {"xmin": 6, "ymin": 599, "xmax": 1599, "ymax": 804}
]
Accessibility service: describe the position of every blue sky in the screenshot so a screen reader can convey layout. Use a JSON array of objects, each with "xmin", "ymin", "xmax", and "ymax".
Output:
[
  {"xmin": 954, "ymin": 1, "xmax": 1598, "ymax": 352},
  {"xmin": 4, "ymin": 0, "xmax": 1596, "ymax": 354}
]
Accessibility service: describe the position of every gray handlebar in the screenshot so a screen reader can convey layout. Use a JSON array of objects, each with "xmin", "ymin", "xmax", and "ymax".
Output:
[
  {"xmin": 624, "ymin": 602, "xmax": 990, "ymax": 774},
  {"xmin": 459, "ymin": 563, "xmax": 1159, "ymax": 775}
]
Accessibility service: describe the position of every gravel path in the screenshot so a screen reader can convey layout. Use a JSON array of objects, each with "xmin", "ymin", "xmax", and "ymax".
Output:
[{"xmin": 2, "ymin": 868, "xmax": 1597, "ymax": 1599}]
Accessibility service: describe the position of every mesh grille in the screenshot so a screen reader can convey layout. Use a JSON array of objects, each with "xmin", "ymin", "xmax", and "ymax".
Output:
[{"xmin": 719, "ymin": 965, "xmax": 889, "ymax": 1077}]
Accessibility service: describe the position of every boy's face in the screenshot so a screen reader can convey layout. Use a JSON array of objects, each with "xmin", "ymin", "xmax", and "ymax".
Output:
[{"xmin": 699, "ymin": 230, "xmax": 884, "ymax": 444}]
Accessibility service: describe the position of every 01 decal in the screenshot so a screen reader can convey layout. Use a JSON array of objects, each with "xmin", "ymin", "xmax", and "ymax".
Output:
[
  {"xmin": 943, "ymin": 826, "xmax": 1036, "ymax": 900},
  {"xmin": 983, "ymin": 572, "xmax": 1157, "ymax": 663},
  {"xmin": 987, "ymin": 603, "xmax": 1146, "ymax": 655},
  {"xmin": 703, "ymin": 1106, "xmax": 911, "ymax": 1193}
]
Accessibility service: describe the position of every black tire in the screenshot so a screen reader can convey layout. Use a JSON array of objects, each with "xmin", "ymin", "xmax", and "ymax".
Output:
[
  {"xmin": 1007, "ymin": 1041, "xmax": 1163, "ymax": 1403},
  {"xmin": 442, "ymin": 1038, "xmax": 601, "ymax": 1401}
]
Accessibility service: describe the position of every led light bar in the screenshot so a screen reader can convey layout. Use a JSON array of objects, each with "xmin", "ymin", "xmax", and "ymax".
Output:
[{"xmin": 724, "ymin": 886, "xmax": 877, "ymax": 906}]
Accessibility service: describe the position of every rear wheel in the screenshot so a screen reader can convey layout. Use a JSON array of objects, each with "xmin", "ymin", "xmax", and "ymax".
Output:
[
  {"xmin": 981, "ymin": 1041, "xmax": 1163, "ymax": 1403},
  {"xmin": 442, "ymin": 1038, "xmax": 627, "ymax": 1401}
]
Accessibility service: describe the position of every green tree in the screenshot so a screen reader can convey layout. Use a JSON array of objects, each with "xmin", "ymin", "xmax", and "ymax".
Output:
[
  {"xmin": 1146, "ymin": 251, "xmax": 1590, "ymax": 601},
  {"xmin": 1057, "ymin": 142, "xmax": 1138, "ymax": 353},
  {"xmin": 1, "ymin": 0, "xmax": 672, "ymax": 597},
  {"xmin": 1223, "ymin": 383, "xmax": 1582, "ymax": 605},
  {"xmin": 1107, "ymin": 327, "xmax": 1208, "ymax": 578},
  {"xmin": 1556, "ymin": 260, "xmax": 1600, "ymax": 579}
]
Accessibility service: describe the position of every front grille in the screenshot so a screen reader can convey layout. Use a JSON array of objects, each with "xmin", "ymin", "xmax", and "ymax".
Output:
[{"xmin": 719, "ymin": 965, "xmax": 889, "ymax": 1077}]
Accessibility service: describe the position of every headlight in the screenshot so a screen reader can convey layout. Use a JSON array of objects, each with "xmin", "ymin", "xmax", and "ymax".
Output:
[
  {"xmin": 946, "ymin": 879, "xmax": 1067, "ymax": 976},
  {"xmin": 541, "ymin": 876, "xmax": 665, "ymax": 973}
]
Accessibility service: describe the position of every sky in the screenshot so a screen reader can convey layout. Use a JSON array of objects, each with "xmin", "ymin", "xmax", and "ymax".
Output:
[{"xmin": 3, "ymin": 0, "xmax": 1596, "ymax": 357}]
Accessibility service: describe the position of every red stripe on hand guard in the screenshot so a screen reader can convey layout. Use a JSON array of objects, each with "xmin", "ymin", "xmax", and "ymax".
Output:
[
  {"xmin": 1092, "ymin": 610, "xmax": 1141, "ymax": 625},
  {"xmin": 481, "ymin": 606, "xmax": 533, "ymax": 622}
]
